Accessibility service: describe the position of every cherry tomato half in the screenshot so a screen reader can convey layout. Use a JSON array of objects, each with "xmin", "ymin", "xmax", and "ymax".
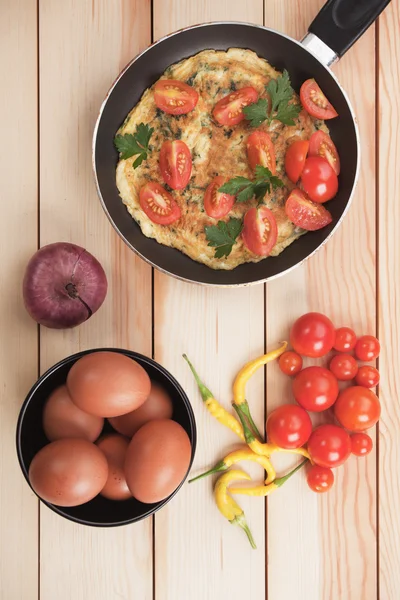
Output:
[
  {"xmin": 334, "ymin": 386, "xmax": 381, "ymax": 431},
  {"xmin": 290, "ymin": 312, "xmax": 335, "ymax": 358},
  {"xmin": 307, "ymin": 464, "xmax": 334, "ymax": 493},
  {"xmin": 139, "ymin": 182, "xmax": 181, "ymax": 225},
  {"xmin": 329, "ymin": 354, "xmax": 358, "ymax": 381},
  {"xmin": 355, "ymin": 365, "xmax": 380, "ymax": 388},
  {"xmin": 300, "ymin": 79, "xmax": 338, "ymax": 120},
  {"xmin": 154, "ymin": 79, "xmax": 199, "ymax": 115},
  {"xmin": 213, "ymin": 87, "xmax": 258, "ymax": 126},
  {"xmin": 293, "ymin": 366, "xmax": 339, "ymax": 412},
  {"xmin": 333, "ymin": 327, "xmax": 357, "ymax": 352},
  {"xmin": 308, "ymin": 424, "xmax": 351, "ymax": 468},
  {"xmin": 284, "ymin": 140, "xmax": 309, "ymax": 183},
  {"xmin": 242, "ymin": 206, "xmax": 278, "ymax": 256},
  {"xmin": 354, "ymin": 335, "xmax": 381, "ymax": 362},
  {"xmin": 351, "ymin": 432, "xmax": 373, "ymax": 457},
  {"xmin": 159, "ymin": 140, "xmax": 192, "ymax": 190},
  {"xmin": 309, "ymin": 131, "xmax": 341, "ymax": 175},
  {"xmin": 285, "ymin": 188, "xmax": 333, "ymax": 231},
  {"xmin": 301, "ymin": 156, "xmax": 338, "ymax": 203},
  {"xmin": 278, "ymin": 351, "xmax": 303, "ymax": 376},
  {"xmin": 203, "ymin": 176, "xmax": 235, "ymax": 219},
  {"xmin": 266, "ymin": 404, "xmax": 312, "ymax": 449},
  {"xmin": 247, "ymin": 130, "xmax": 276, "ymax": 173}
]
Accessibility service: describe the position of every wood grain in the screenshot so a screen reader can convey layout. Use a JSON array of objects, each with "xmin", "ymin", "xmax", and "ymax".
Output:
[
  {"xmin": 38, "ymin": 1, "xmax": 153, "ymax": 599},
  {"xmin": 265, "ymin": 1, "xmax": 377, "ymax": 599},
  {"xmin": 378, "ymin": 1, "xmax": 400, "ymax": 597},
  {"xmin": 0, "ymin": 1, "xmax": 39, "ymax": 599},
  {"xmin": 152, "ymin": 2, "xmax": 266, "ymax": 599}
]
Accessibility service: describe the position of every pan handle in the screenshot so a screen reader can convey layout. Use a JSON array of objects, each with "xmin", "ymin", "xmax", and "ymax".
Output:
[{"xmin": 303, "ymin": 0, "xmax": 391, "ymax": 64}]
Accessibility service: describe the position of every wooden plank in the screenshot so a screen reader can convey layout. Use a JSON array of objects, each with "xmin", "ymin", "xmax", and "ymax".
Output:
[
  {"xmin": 152, "ymin": 2, "xmax": 266, "ymax": 600},
  {"xmin": 38, "ymin": 1, "xmax": 153, "ymax": 599},
  {"xmin": 265, "ymin": 2, "xmax": 377, "ymax": 599},
  {"xmin": 378, "ymin": 1, "xmax": 400, "ymax": 597},
  {"xmin": 0, "ymin": 1, "xmax": 39, "ymax": 599}
]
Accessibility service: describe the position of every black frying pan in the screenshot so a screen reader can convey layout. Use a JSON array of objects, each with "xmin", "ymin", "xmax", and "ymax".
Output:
[{"xmin": 93, "ymin": 0, "xmax": 390, "ymax": 286}]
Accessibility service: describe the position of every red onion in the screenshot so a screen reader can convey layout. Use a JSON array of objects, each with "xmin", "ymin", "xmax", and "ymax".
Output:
[{"xmin": 23, "ymin": 242, "xmax": 108, "ymax": 329}]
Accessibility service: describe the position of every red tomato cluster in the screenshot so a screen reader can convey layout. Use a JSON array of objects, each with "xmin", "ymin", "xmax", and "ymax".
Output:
[{"xmin": 268, "ymin": 312, "xmax": 381, "ymax": 494}]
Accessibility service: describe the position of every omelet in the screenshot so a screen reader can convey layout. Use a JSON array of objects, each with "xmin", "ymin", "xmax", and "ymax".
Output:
[{"xmin": 116, "ymin": 48, "xmax": 329, "ymax": 270}]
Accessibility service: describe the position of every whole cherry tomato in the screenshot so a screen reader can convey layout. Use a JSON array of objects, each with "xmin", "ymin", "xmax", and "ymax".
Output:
[
  {"xmin": 293, "ymin": 366, "xmax": 339, "ymax": 412},
  {"xmin": 334, "ymin": 386, "xmax": 381, "ymax": 431},
  {"xmin": 356, "ymin": 365, "xmax": 380, "ymax": 388},
  {"xmin": 355, "ymin": 335, "xmax": 380, "ymax": 362},
  {"xmin": 329, "ymin": 354, "xmax": 358, "ymax": 381},
  {"xmin": 290, "ymin": 312, "xmax": 335, "ymax": 358},
  {"xmin": 308, "ymin": 424, "xmax": 351, "ymax": 468},
  {"xmin": 307, "ymin": 464, "xmax": 334, "ymax": 493},
  {"xmin": 266, "ymin": 404, "xmax": 312, "ymax": 449},
  {"xmin": 351, "ymin": 432, "xmax": 373, "ymax": 457},
  {"xmin": 333, "ymin": 327, "xmax": 357, "ymax": 352},
  {"xmin": 300, "ymin": 156, "xmax": 338, "ymax": 203},
  {"xmin": 278, "ymin": 351, "xmax": 303, "ymax": 376}
]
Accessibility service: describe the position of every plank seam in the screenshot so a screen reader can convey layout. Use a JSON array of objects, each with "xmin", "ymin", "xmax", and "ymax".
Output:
[
  {"xmin": 375, "ymin": 16, "xmax": 380, "ymax": 600},
  {"xmin": 36, "ymin": 0, "xmax": 41, "ymax": 598}
]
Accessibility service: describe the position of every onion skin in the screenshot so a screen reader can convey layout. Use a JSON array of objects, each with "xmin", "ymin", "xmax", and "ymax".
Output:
[{"xmin": 22, "ymin": 242, "xmax": 107, "ymax": 329}]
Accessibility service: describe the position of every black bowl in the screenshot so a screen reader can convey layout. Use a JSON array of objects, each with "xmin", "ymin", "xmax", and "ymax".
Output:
[{"xmin": 16, "ymin": 348, "xmax": 197, "ymax": 527}]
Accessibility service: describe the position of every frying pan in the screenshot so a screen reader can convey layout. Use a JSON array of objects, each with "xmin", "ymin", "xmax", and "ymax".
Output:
[{"xmin": 93, "ymin": 0, "xmax": 391, "ymax": 286}]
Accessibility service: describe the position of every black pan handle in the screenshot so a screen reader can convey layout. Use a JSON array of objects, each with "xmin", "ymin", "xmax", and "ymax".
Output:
[{"xmin": 308, "ymin": 0, "xmax": 391, "ymax": 58}]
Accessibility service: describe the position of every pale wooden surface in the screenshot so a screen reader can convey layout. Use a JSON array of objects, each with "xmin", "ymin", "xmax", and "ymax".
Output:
[{"xmin": 0, "ymin": 0, "xmax": 398, "ymax": 599}]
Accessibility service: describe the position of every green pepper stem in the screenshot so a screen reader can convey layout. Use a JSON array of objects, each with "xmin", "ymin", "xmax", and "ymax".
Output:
[
  {"xmin": 232, "ymin": 403, "xmax": 255, "ymax": 444},
  {"xmin": 188, "ymin": 460, "xmax": 227, "ymax": 483},
  {"xmin": 239, "ymin": 400, "xmax": 263, "ymax": 442},
  {"xmin": 275, "ymin": 459, "xmax": 308, "ymax": 487},
  {"xmin": 232, "ymin": 513, "xmax": 257, "ymax": 549},
  {"xmin": 183, "ymin": 354, "xmax": 214, "ymax": 402}
]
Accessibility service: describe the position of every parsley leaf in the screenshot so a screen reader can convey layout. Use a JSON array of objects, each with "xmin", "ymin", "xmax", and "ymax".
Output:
[
  {"xmin": 114, "ymin": 123, "xmax": 154, "ymax": 168},
  {"xmin": 219, "ymin": 166, "xmax": 284, "ymax": 204},
  {"xmin": 205, "ymin": 218, "xmax": 243, "ymax": 259},
  {"xmin": 243, "ymin": 70, "xmax": 301, "ymax": 127}
]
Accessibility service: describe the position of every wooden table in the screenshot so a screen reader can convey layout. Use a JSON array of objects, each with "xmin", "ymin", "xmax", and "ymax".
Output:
[{"xmin": 1, "ymin": 1, "xmax": 399, "ymax": 599}]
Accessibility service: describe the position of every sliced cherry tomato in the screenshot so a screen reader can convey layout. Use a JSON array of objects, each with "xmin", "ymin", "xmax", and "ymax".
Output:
[
  {"xmin": 246, "ymin": 131, "xmax": 276, "ymax": 173},
  {"xmin": 290, "ymin": 312, "xmax": 335, "ymax": 358},
  {"xmin": 301, "ymin": 156, "xmax": 338, "ymax": 203},
  {"xmin": 334, "ymin": 386, "xmax": 381, "ymax": 431},
  {"xmin": 213, "ymin": 87, "xmax": 258, "ymax": 126},
  {"xmin": 154, "ymin": 79, "xmax": 199, "ymax": 115},
  {"xmin": 300, "ymin": 79, "xmax": 338, "ymax": 120},
  {"xmin": 356, "ymin": 365, "xmax": 380, "ymax": 388},
  {"xmin": 351, "ymin": 433, "xmax": 373, "ymax": 457},
  {"xmin": 278, "ymin": 351, "xmax": 303, "ymax": 376},
  {"xmin": 354, "ymin": 335, "xmax": 380, "ymax": 362},
  {"xmin": 293, "ymin": 366, "xmax": 339, "ymax": 412},
  {"xmin": 334, "ymin": 327, "xmax": 357, "ymax": 352},
  {"xmin": 266, "ymin": 404, "xmax": 312, "ymax": 450},
  {"xmin": 242, "ymin": 206, "xmax": 277, "ymax": 257},
  {"xmin": 329, "ymin": 354, "xmax": 358, "ymax": 381},
  {"xmin": 307, "ymin": 465, "xmax": 334, "ymax": 493},
  {"xmin": 139, "ymin": 182, "xmax": 181, "ymax": 225},
  {"xmin": 285, "ymin": 189, "xmax": 332, "ymax": 231},
  {"xmin": 159, "ymin": 140, "xmax": 192, "ymax": 190},
  {"xmin": 284, "ymin": 140, "xmax": 309, "ymax": 183},
  {"xmin": 309, "ymin": 131, "xmax": 341, "ymax": 175},
  {"xmin": 308, "ymin": 424, "xmax": 351, "ymax": 468},
  {"xmin": 203, "ymin": 176, "xmax": 235, "ymax": 219}
]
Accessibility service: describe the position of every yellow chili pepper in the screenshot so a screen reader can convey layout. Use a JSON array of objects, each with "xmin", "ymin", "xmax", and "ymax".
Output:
[
  {"xmin": 230, "ymin": 459, "xmax": 307, "ymax": 497},
  {"xmin": 214, "ymin": 469, "xmax": 256, "ymax": 549},
  {"xmin": 232, "ymin": 342, "xmax": 288, "ymax": 440},
  {"xmin": 189, "ymin": 446, "xmax": 276, "ymax": 485},
  {"xmin": 183, "ymin": 354, "xmax": 245, "ymax": 441}
]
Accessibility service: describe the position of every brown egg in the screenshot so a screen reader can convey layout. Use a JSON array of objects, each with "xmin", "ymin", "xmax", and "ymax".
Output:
[
  {"xmin": 29, "ymin": 438, "xmax": 108, "ymax": 507},
  {"xmin": 43, "ymin": 385, "xmax": 104, "ymax": 442},
  {"xmin": 96, "ymin": 434, "xmax": 131, "ymax": 501},
  {"xmin": 125, "ymin": 419, "xmax": 191, "ymax": 504},
  {"xmin": 109, "ymin": 382, "xmax": 173, "ymax": 437},
  {"xmin": 67, "ymin": 352, "xmax": 151, "ymax": 418}
]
